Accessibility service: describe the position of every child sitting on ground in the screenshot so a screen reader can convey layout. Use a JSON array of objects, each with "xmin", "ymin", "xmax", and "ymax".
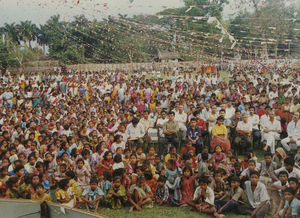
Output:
[
  {"xmin": 153, "ymin": 155, "xmax": 164, "ymax": 175},
  {"xmin": 268, "ymin": 170, "xmax": 289, "ymax": 216},
  {"xmin": 211, "ymin": 170, "xmax": 226, "ymax": 200},
  {"xmin": 212, "ymin": 145, "xmax": 226, "ymax": 170},
  {"xmin": 240, "ymin": 171, "xmax": 270, "ymax": 217},
  {"xmin": 54, "ymin": 163, "xmax": 67, "ymax": 183},
  {"xmin": 280, "ymin": 187, "xmax": 300, "ymax": 218},
  {"xmin": 74, "ymin": 158, "xmax": 91, "ymax": 189},
  {"xmin": 129, "ymin": 175, "xmax": 153, "ymax": 212},
  {"xmin": 5, "ymin": 176, "xmax": 21, "ymax": 199},
  {"xmin": 288, "ymin": 177, "xmax": 300, "ymax": 200},
  {"xmin": 214, "ymin": 176, "xmax": 244, "ymax": 218},
  {"xmin": 186, "ymin": 176, "xmax": 216, "ymax": 214},
  {"xmin": 81, "ymin": 177, "xmax": 103, "ymax": 213},
  {"xmin": 55, "ymin": 178, "xmax": 76, "ymax": 208},
  {"xmin": 66, "ymin": 170, "xmax": 82, "ymax": 204},
  {"xmin": 164, "ymin": 159, "xmax": 182, "ymax": 206},
  {"xmin": 31, "ymin": 183, "xmax": 51, "ymax": 202},
  {"xmin": 100, "ymin": 171, "xmax": 111, "ymax": 197},
  {"xmin": 105, "ymin": 176, "xmax": 128, "ymax": 209},
  {"xmin": 155, "ymin": 175, "xmax": 169, "ymax": 206},
  {"xmin": 181, "ymin": 167, "xmax": 194, "ymax": 205}
]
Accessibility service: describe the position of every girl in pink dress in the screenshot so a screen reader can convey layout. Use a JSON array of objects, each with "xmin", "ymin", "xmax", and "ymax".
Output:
[
  {"xmin": 74, "ymin": 158, "xmax": 91, "ymax": 189},
  {"xmin": 212, "ymin": 145, "xmax": 226, "ymax": 170},
  {"xmin": 181, "ymin": 167, "xmax": 195, "ymax": 205}
]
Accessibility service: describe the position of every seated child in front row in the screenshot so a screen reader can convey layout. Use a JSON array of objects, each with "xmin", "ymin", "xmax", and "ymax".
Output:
[
  {"xmin": 280, "ymin": 187, "xmax": 300, "ymax": 218},
  {"xmin": 31, "ymin": 183, "xmax": 51, "ymax": 202},
  {"xmin": 155, "ymin": 175, "xmax": 169, "ymax": 205},
  {"xmin": 239, "ymin": 171, "xmax": 270, "ymax": 218},
  {"xmin": 268, "ymin": 170, "xmax": 289, "ymax": 216},
  {"xmin": 211, "ymin": 170, "xmax": 226, "ymax": 200},
  {"xmin": 81, "ymin": 177, "xmax": 103, "ymax": 212},
  {"xmin": 129, "ymin": 175, "xmax": 153, "ymax": 213},
  {"xmin": 288, "ymin": 177, "xmax": 300, "ymax": 200},
  {"xmin": 100, "ymin": 171, "xmax": 111, "ymax": 197},
  {"xmin": 66, "ymin": 170, "xmax": 82, "ymax": 201},
  {"xmin": 55, "ymin": 179, "xmax": 76, "ymax": 208},
  {"xmin": 105, "ymin": 176, "xmax": 128, "ymax": 209},
  {"xmin": 186, "ymin": 176, "xmax": 216, "ymax": 215},
  {"xmin": 181, "ymin": 167, "xmax": 195, "ymax": 205},
  {"xmin": 214, "ymin": 176, "xmax": 244, "ymax": 218}
]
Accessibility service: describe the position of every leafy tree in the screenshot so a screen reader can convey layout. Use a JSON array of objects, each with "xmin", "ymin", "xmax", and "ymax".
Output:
[{"xmin": 0, "ymin": 39, "xmax": 18, "ymax": 71}]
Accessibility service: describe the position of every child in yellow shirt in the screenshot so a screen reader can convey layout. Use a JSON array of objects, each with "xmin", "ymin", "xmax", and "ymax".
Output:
[{"xmin": 31, "ymin": 183, "xmax": 51, "ymax": 202}]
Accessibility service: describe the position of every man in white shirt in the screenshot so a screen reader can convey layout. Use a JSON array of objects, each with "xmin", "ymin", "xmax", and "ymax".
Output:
[
  {"xmin": 200, "ymin": 103, "xmax": 210, "ymax": 122},
  {"xmin": 125, "ymin": 117, "xmax": 145, "ymax": 151},
  {"xmin": 248, "ymin": 106, "xmax": 260, "ymax": 141},
  {"xmin": 281, "ymin": 112, "xmax": 300, "ymax": 151},
  {"xmin": 156, "ymin": 110, "xmax": 169, "ymax": 155},
  {"xmin": 174, "ymin": 105, "xmax": 187, "ymax": 140},
  {"xmin": 262, "ymin": 111, "xmax": 281, "ymax": 154},
  {"xmin": 160, "ymin": 95, "xmax": 169, "ymax": 109},
  {"xmin": 156, "ymin": 111, "xmax": 169, "ymax": 138},
  {"xmin": 259, "ymin": 106, "xmax": 271, "ymax": 141},
  {"xmin": 268, "ymin": 85, "xmax": 278, "ymax": 100},
  {"xmin": 139, "ymin": 111, "xmax": 154, "ymax": 134},
  {"xmin": 225, "ymin": 101, "xmax": 235, "ymax": 120},
  {"xmin": 234, "ymin": 113, "xmax": 253, "ymax": 153}
]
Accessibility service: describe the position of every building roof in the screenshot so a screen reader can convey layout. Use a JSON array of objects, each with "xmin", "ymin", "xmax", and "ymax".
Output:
[{"xmin": 157, "ymin": 49, "xmax": 180, "ymax": 60}]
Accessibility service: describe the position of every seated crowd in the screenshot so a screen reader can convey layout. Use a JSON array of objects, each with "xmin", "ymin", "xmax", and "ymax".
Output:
[{"xmin": 0, "ymin": 65, "xmax": 299, "ymax": 217}]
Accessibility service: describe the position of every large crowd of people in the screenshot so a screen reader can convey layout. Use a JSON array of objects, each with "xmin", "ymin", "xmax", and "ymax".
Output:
[{"xmin": 0, "ymin": 63, "xmax": 299, "ymax": 217}]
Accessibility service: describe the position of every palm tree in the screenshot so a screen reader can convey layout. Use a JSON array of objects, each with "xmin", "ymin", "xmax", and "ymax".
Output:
[
  {"xmin": 17, "ymin": 20, "xmax": 38, "ymax": 49},
  {"xmin": 36, "ymin": 25, "xmax": 49, "ymax": 54},
  {"xmin": 2, "ymin": 23, "xmax": 20, "ymax": 45}
]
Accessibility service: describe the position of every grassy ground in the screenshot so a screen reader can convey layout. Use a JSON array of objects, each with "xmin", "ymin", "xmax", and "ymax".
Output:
[{"xmin": 98, "ymin": 205, "xmax": 253, "ymax": 218}]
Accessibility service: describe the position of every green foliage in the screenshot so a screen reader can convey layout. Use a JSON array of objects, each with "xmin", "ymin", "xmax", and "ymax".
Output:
[
  {"xmin": 228, "ymin": 0, "xmax": 298, "ymax": 58},
  {"xmin": 0, "ymin": 0, "xmax": 297, "ymax": 64},
  {"xmin": 0, "ymin": 40, "xmax": 18, "ymax": 71}
]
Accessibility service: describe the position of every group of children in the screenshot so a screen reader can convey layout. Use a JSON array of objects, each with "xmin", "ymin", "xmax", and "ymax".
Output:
[{"xmin": 1, "ymin": 137, "xmax": 300, "ymax": 217}]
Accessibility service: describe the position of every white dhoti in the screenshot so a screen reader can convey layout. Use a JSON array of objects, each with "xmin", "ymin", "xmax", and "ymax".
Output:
[
  {"xmin": 281, "ymin": 137, "xmax": 300, "ymax": 151},
  {"xmin": 263, "ymin": 132, "xmax": 280, "ymax": 154}
]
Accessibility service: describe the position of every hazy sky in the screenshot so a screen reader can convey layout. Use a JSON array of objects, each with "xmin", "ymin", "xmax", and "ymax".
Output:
[
  {"xmin": 0, "ymin": 0, "xmax": 298, "ymax": 26},
  {"xmin": 0, "ymin": 0, "xmax": 184, "ymax": 25}
]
